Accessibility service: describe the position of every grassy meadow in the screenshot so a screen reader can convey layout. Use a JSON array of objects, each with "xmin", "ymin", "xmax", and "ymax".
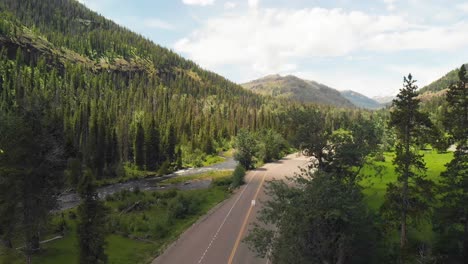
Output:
[{"xmin": 359, "ymin": 150, "xmax": 454, "ymax": 246}]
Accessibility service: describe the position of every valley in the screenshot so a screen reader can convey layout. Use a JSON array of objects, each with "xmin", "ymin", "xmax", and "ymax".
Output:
[{"xmin": 0, "ymin": 0, "xmax": 467, "ymax": 264}]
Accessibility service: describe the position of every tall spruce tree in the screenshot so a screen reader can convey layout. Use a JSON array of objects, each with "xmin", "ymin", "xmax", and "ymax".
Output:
[
  {"xmin": 436, "ymin": 65, "xmax": 468, "ymax": 262},
  {"xmin": 77, "ymin": 169, "xmax": 108, "ymax": 264},
  {"xmin": 166, "ymin": 124, "xmax": 177, "ymax": 162},
  {"xmin": 145, "ymin": 120, "xmax": 160, "ymax": 171},
  {"xmin": 384, "ymin": 74, "xmax": 433, "ymax": 261},
  {"xmin": 134, "ymin": 123, "xmax": 145, "ymax": 170},
  {"xmin": 0, "ymin": 110, "xmax": 63, "ymax": 264}
]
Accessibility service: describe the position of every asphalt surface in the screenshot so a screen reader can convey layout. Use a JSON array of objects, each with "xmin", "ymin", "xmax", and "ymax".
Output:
[{"xmin": 153, "ymin": 153, "xmax": 309, "ymax": 264}]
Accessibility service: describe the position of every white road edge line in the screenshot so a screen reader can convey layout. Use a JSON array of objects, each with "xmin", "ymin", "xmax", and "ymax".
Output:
[{"xmin": 197, "ymin": 170, "xmax": 259, "ymax": 264}]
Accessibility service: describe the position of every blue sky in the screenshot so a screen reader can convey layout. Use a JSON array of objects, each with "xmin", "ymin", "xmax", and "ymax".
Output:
[{"xmin": 78, "ymin": 0, "xmax": 468, "ymax": 97}]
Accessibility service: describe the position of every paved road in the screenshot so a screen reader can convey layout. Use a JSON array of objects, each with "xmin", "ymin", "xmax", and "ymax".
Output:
[{"xmin": 153, "ymin": 153, "xmax": 309, "ymax": 264}]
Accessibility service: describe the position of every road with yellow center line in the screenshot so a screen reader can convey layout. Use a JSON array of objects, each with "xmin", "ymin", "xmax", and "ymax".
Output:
[
  {"xmin": 153, "ymin": 153, "xmax": 309, "ymax": 264},
  {"xmin": 227, "ymin": 165, "xmax": 272, "ymax": 264}
]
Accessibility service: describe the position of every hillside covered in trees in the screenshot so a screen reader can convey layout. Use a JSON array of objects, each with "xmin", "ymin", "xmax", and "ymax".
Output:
[
  {"xmin": 0, "ymin": 0, "xmax": 300, "ymax": 181},
  {"xmin": 0, "ymin": 1, "xmax": 378, "ymax": 261},
  {"xmin": 418, "ymin": 63, "xmax": 468, "ymax": 94}
]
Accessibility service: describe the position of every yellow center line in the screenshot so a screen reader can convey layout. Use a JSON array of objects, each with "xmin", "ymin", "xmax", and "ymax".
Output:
[{"xmin": 227, "ymin": 170, "xmax": 268, "ymax": 264}]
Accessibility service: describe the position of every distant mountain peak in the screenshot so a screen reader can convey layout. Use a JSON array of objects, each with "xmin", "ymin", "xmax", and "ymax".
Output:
[
  {"xmin": 340, "ymin": 90, "xmax": 382, "ymax": 109},
  {"xmin": 242, "ymin": 74, "xmax": 355, "ymax": 108}
]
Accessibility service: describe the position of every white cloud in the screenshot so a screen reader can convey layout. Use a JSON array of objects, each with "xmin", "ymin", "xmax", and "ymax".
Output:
[
  {"xmin": 457, "ymin": 3, "xmax": 468, "ymax": 13},
  {"xmin": 366, "ymin": 22, "xmax": 468, "ymax": 52},
  {"xmin": 386, "ymin": 63, "xmax": 462, "ymax": 89},
  {"xmin": 143, "ymin": 18, "xmax": 174, "ymax": 30},
  {"xmin": 248, "ymin": 0, "xmax": 260, "ymax": 9},
  {"xmin": 224, "ymin": 2, "xmax": 237, "ymax": 9},
  {"xmin": 383, "ymin": 0, "xmax": 396, "ymax": 11},
  {"xmin": 174, "ymin": 6, "xmax": 468, "ymax": 78},
  {"xmin": 182, "ymin": 0, "xmax": 215, "ymax": 6}
]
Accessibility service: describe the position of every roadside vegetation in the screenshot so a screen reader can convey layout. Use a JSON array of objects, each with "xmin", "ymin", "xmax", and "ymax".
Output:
[
  {"xmin": 234, "ymin": 129, "xmax": 291, "ymax": 170},
  {"xmin": 160, "ymin": 170, "xmax": 232, "ymax": 185},
  {"xmin": 246, "ymin": 68, "xmax": 467, "ymax": 263},
  {"xmin": 2, "ymin": 174, "xmax": 233, "ymax": 264}
]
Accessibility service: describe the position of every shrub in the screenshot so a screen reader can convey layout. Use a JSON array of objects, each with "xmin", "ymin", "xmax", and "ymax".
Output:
[
  {"xmin": 213, "ymin": 177, "xmax": 232, "ymax": 187},
  {"xmin": 158, "ymin": 160, "xmax": 171, "ymax": 175},
  {"xmin": 231, "ymin": 164, "xmax": 246, "ymax": 188},
  {"xmin": 234, "ymin": 129, "xmax": 258, "ymax": 169},
  {"xmin": 374, "ymin": 152, "xmax": 386, "ymax": 162},
  {"xmin": 161, "ymin": 189, "xmax": 178, "ymax": 199},
  {"xmin": 167, "ymin": 193, "xmax": 201, "ymax": 219},
  {"xmin": 153, "ymin": 221, "xmax": 169, "ymax": 239}
]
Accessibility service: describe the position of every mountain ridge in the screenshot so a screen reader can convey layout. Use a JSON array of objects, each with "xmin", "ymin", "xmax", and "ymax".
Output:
[
  {"xmin": 340, "ymin": 90, "xmax": 382, "ymax": 109},
  {"xmin": 418, "ymin": 63, "xmax": 468, "ymax": 94},
  {"xmin": 242, "ymin": 74, "xmax": 355, "ymax": 108}
]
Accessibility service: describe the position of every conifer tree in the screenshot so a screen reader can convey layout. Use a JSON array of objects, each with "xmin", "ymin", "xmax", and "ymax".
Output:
[
  {"xmin": 145, "ymin": 120, "xmax": 160, "ymax": 171},
  {"xmin": 77, "ymin": 169, "xmax": 108, "ymax": 264},
  {"xmin": 166, "ymin": 124, "xmax": 177, "ymax": 162},
  {"xmin": 436, "ymin": 65, "xmax": 468, "ymax": 262},
  {"xmin": 134, "ymin": 123, "xmax": 145, "ymax": 170},
  {"xmin": 383, "ymin": 74, "xmax": 433, "ymax": 261}
]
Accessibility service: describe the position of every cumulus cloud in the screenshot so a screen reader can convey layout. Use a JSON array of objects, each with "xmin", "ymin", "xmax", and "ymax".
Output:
[
  {"xmin": 224, "ymin": 2, "xmax": 237, "ymax": 9},
  {"xmin": 182, "ymin": 0, "xmax": 215, "ymax": 6},
  {"xmin": 174, "ymin": 4, "xmax": 468, "ymax": 77},
  {"xmin": 383, "ymin": 0, "xmax": 396, "ymax": 11},
  {"xmin": 248, "ymin": 0, "xmax": 260, "ymax": 9},
  {"xmin": 457, "ymin": 3, "xmax": 468, "ymax": 13}
]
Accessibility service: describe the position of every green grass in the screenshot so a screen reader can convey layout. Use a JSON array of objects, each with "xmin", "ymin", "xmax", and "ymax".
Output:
[
  {"xmin": 221, "ymin": 149, "xmax": 235, "ymax": 158},
  {"xmin": 161, "ymin": 170, "xmax": 232, "ymax": 185},
  {"xmin": 96, "ymin": 163, "xmax": 157, "ymax": 187},
  {"xmin": 359, "ymin": 151, "xmax": 453, "ymax": 246},
  {"xmin": 360, "ymin": 151, "xmax": 453, "ymax": 211},
  {"xmin": 201, "ymin": 155, "xmax": 225, "ymax": 167},
  {"xmin": 33, "ymin": 225, "xmax": 156, "ymax": 264},
  {"xmin": 13, "ymin": 182, "xmax": 231, "ymax": 264}
]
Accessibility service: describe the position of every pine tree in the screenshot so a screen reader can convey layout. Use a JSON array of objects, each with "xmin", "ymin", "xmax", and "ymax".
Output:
[
  {"xmin": 145, "ymin": 120, "xmax": 160, "ymax": 171},
  {"xmin": 176, "ymin": 146, "xmax": 183, "ymax": 169},
  {"xmin": 134, "ymin": 122, "xmax": 145, "ymax": 170},
  {"xmin": 77, "ymin": 169, "xmax": 108, "ymax": 264},
  {"xmin": 444, "ymin": 65, "xmax": 468, "ymax": 143},
  {"xmin": 384, "ymin": 74, "xmax": 433, "ymax": 261},
  {"xmin": 166, "ymin": 124, "xmax": 177, "ymax": 162},
  {"xmin": 437, "ymin": 65, "xmax": 468, "ymax": 261}
]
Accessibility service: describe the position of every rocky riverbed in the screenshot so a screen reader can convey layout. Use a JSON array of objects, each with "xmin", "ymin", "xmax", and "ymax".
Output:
[{"xmin": 57, "ymin": 157, "xmax": 237, "ymax": 210}]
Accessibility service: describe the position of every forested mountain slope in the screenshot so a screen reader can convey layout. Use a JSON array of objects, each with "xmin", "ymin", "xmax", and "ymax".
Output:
[
  {"xmin": 242, "ymin": 74, "xmax": 355, "ymax": 107},
  {"xmin": 418, "ymin": 63, "xmax": 468, "ymax": 94},
  {"xmin": 0, "ymin": 0, "xmax": 292, "ymax": 181}
]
